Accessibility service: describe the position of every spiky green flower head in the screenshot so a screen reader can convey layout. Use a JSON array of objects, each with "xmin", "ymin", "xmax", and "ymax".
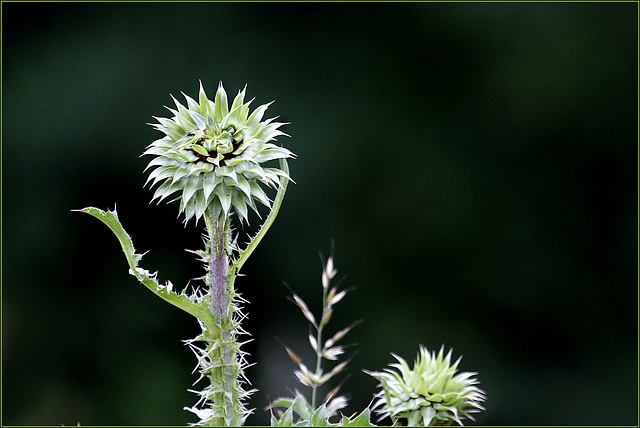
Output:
[
  {"xmin": 143, "ymin": 81, "xmax": 294, "ymax": 225},
  {"xmin": 366, "ymin": 346, "xmax": 485, "ymax": 426}
]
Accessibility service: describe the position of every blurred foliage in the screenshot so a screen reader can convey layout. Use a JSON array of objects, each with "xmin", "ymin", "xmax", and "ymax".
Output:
[{"xmin": 2, "ymin": 2, "xmax": 637, "ymax": 426}]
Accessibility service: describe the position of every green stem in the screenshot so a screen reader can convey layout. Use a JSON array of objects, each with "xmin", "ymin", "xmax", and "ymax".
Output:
[
  {"xmin": 311, "ymin": 284, "xmax": 329, "ymax": 412},
  {"xmin": 200, "ymin": 159, "xmax": 290, "ymax": 426},
  {"xmin": 232, "ymin": 159, "xmax": 290, "ymax": 276},
  {"xmin": 206, "ymin": 215, "xmax": 230, "ymax": 324},
  {"xmin": 203, "ymin": 214, "xmax": 241, "ymax": 427}
]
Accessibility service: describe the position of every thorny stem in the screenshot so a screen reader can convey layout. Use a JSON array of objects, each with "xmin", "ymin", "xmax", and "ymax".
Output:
[
  {"xmin": 193, "ymin": 160, "xmax": 289, "ymax": 426},
  {"xmin": 207, "ymin": 215, "xmax": 229, "ymax": 323},
  {"xmin": 204, "ymin": 214, "xmax": 237, "ymax": 426}
]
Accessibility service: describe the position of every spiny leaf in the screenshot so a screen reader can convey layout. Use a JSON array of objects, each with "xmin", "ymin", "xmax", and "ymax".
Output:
[
  {"xmin": 311, "ymin": 406, "xmax": 327, "ymax": 426},
  {"xmin": 75, "ymin": 207, "xmax": 218, "ymax": 336},
  {"xmin": 342, "ymin": 408, "xmax": 375, "ymax": 427}
]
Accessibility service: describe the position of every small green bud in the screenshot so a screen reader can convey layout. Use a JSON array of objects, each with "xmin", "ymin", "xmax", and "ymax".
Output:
[
  {"xmin": 144, "ymin": 80, "xmax": 295, "ymax": 225},
  {"xmin": 366, "ymin": 346, "xmax": 486, "ymax": 426}
]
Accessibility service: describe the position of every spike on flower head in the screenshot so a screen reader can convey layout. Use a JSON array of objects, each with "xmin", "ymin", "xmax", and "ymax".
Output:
[
  {"xmin": 366, "ymin": 345, "xmax": 486, "ymax": 426},
  {"xmin": 143, "ymin": 81, "xmax": 295, "ymax": 225}
]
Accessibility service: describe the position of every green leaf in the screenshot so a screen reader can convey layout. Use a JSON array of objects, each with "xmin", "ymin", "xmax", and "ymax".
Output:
[
  {"xmin": 279, "ymin": 405, "xmax": 294, "ymax": 426},
  {"xmin": 270, "ymin": 414, "xmax": 280, "ymax": 427},
  {"xmin": 311, "ymin": 406, "xmax": 327, "ymax": 426},
  {"xmin": 271, "ymin": 397, "xmax": 296, "ymax": 409},
  {"xmin": 77, "ymin": 207, "xmax": 141, "ymax": 265},
  {"xmin": 271, "ymin": 394, "xmax": 312, "ymax": 423},
  {"xmin": 74, "ymin": 207, "xmax": 218, "ymax": 337},
  {"xmin": 233, "ymin": 159, "xmax": 290, "ymax": 274},
  {"xmin": 291, "ymin": 394, "xmax": 311, "ymax": 421},
  {"xmin": 342, "ymin": 409, "xmax": 375, "ymax": 427}
]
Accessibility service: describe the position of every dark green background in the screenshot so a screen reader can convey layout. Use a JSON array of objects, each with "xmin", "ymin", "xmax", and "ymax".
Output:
[{"xmin": 2, "ymin": 2, "xmax": 637, "ymax": 426}]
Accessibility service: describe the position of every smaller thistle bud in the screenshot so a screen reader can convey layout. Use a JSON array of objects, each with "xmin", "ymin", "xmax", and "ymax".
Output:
[
  {"xmin": 366, "ymin": 346, "xmax": 486, "ymax": 426},
  {"xmin": 143, "ymin": 81, "xmax": 295, "ymax": 225}
]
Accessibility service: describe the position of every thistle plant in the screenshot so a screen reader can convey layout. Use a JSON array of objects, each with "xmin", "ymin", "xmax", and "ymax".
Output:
[
  {"xmin": 144, "ymin": 81, "xmax": 292, "ymax": 225},
  {"xmin": 365, "ymin": 347, "xmax": 486, "ymax": 426},
  {"xmin": 77, "ymin": 81, "xmax": 293, "ymax": 426},
  {"xmin": 75, "ymin": 81, "xmax": 486, "ymax": 427}
]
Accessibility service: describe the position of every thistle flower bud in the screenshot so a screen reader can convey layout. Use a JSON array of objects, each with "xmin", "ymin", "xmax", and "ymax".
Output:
[
  {"xmin": 143, "ymin": 81, "xmax": 295, "ymax": 225},
  {"xmin": 366, "ymin": 346, "xmax": 486, "ymax": 426}
]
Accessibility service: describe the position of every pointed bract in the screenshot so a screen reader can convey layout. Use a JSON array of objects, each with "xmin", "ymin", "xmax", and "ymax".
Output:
[{"xmin": 144, "ymin": 81, "xmax": 295, "ymax": 225}]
